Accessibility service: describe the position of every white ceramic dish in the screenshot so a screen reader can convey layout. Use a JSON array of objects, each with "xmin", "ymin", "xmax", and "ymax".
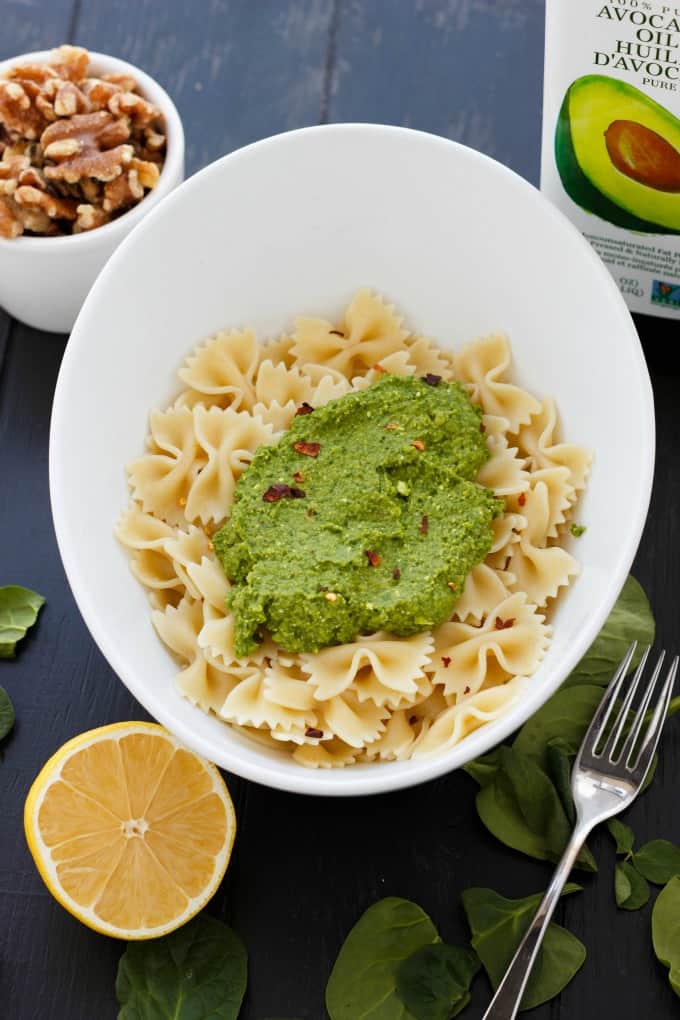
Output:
[
  {"xmin": 0, "ymin": 50, "xmax": 184, "ymax": 333},
  {"xmin": 50, "ymin": 124, "xmax": 654, "ymax": 796}
]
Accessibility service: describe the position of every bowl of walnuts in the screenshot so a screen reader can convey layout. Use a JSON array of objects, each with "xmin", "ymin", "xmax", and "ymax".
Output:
[{"xmin": 0, "ymin": 45, "xmax": 184, "ymax": 332}]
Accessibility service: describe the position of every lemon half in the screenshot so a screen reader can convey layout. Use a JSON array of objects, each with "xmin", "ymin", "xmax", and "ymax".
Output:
[{"xmin": 24, "ymin": 722, "xmax": 236, "ymax": 939}]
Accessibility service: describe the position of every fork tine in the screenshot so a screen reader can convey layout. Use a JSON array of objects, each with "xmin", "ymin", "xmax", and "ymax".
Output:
[
  {"xmin": 575, "ymin": 642, "xmax": 637, "ymax": 764},
  {"xmin": 618, "ymin": 650, "xmax": 665, "ymax": 767},
  {"xmin": 600, "ymin": 645, "xmax": 651, "ymax": 761},
  {"xmin": 630, "ymin": 655, "xmax": 678, "ymax": 778}
]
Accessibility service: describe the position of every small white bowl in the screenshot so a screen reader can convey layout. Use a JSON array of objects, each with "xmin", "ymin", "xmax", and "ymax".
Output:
[
  {"xmin": 50, "ymin": 124, "xmax": 654, "ymax": 796},
  {"xmin": 0, "ymin": 50, "xmax": 184, "ymax": 333}
]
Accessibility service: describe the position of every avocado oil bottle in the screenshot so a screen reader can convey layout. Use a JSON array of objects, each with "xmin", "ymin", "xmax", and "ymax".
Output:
[{"xmin": 541, "ymin": 0, "xmax": 680, "ymax": 319}]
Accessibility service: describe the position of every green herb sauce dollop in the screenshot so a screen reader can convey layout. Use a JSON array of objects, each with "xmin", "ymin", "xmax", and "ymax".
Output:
[{"xmin": 214, "ymin": 374, "xmax": 502, "ymax": 656}]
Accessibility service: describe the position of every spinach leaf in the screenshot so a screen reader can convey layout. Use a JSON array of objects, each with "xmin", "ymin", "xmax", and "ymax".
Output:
[
  {"xmin": 325, "ymin": 897, "xmax": 439, "ymax": 1020},
  {"xmin": 0, "ymin": 585, "xmax": 45, "ymax": 658},
  {"xmin": 652, "ymin": 876, "xmax": 680, "ymax": 999},
  {"xmin": 545, "ymin": 739, "xmax": 576, "ymax": 826},
  {"xmin": 116, "ymin": 913, "xmax": 247, "ymax": 1020},
  {"xmin": 615, "ymin": 861, "xmax": 650, "ymax": 910},
  {"xmin": 0, "ymin": 686, "xmax": 14, "ymax": 741},
  {"xmin": 513, "ymin": 686, "xmax": 603, "ymax": 768},
  {"xmin": 462, "ymin": 885, "xmax": 585, "ymax": 1011},
  {"xmin": 396, "ymin": 943, "xmax": 480, "ymax": 1020},
  {"xmin": 563, "ymin": 576, "xmax": 654, "ymax": 687},
  {"xmin": 475, "ymin": 748, "xmax": 596, "ymax": 871},
  {"xmin": 633, "ymin": 840, "xmax": 680, "ymax": 885},
  {"xmin": 462, "ymin": 747, "xmax": 503, "ymax": 788},
  {"xmin": 607, "ymin": 818, "xmax": 635, "ymax": 857}
]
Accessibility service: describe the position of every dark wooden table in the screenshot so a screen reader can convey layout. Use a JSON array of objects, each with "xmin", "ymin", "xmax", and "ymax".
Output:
[{"xmin": 1, "ymin": 3, "xmax": 679, "ymax": 1018}]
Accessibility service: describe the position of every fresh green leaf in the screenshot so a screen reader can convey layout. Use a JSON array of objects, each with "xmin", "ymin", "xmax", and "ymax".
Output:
[
  {"xmin": 667, "ymin": 696, "xmax": 680, "ymax": 720},
  {"xmin": 513, "ymin": 685, "xmax": 604, "ymax": 768},
  {"xmin": 476, "ymin": 748, "xmax": 596, "ymax": 871},
  {"xmin": 0, "ymin": 686, "xmax": 15, "ymax": 742},
  {"xmin": 396, "ymin": 943, "xmax": 480, "ymax": 1020},
  {"xmin": 607, "ymin": 818, "xmax": 635, "ymax": 857},
  {"xmin": 498, "ymin": 747, "xmax": 572, "ymax": 860},
  {"xmin": 563, "ymin": 576, "xmax": 654, "ymax": 688},
  {"xmin": 116, "ymin": 913, "xmax": 247, "ymax": 1020},
  {"xmin": 570, "ymin": 523, "xmax": 587, "ymax": 537},
  {"xmin": 633, "ymin": 840, "xmax": 680, "ymax": 885},
  {"xmin": 326, "ymin": 898, "xmax": 439, "ymax": 1020},
  {"xmin": 652, "ymin": 876, "xmax": 680, "ymax": 999},
  {"xmin": 462, "ymin": 747, "xmax": 503, "ymax": 788},
  {"xmin": 545, "ymin": 739, "xmax": 576, "ymax": 826},
  {"xmin": 462, "ymin": 885, "xmax": 585, "ymax": 1011},
  {"xmin": 0, "ymin": 585, "xmax": 45, "ymax": 658},
  {"xmin": 615, "ymin": 861, "xmax": 650, "ymax": 910}
]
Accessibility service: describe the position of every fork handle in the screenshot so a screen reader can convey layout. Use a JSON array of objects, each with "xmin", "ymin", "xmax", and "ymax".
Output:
[{"xmin": 481, "ymin": 822, "xmax": 592, "ymax": 1020}]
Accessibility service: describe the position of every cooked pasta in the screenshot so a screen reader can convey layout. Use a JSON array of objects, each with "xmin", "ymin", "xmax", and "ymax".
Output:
[{"xmin": 118, "ymin": 290, "xmax": 591, "ymax": 767}]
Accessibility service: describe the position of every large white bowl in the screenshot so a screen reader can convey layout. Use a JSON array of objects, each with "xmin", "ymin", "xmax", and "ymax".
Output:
[{"xmin": 49, "ymin": 124, "xmax": 654, "ymax": 796}]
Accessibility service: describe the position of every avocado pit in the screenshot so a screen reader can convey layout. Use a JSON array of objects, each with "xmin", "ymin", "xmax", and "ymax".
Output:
[{"xmin": 605, "ymin": 119, "xmax": 680, "ymax": 193}]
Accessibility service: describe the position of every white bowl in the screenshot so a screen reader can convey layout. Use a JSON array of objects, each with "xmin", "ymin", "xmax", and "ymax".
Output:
[
  {"xmin": 0, "ymin": 50, "xmax": 184, "ymax": 332},
  {"xmin": 49, "ymin": 124, "xmax": 654, "ymax": 796}
]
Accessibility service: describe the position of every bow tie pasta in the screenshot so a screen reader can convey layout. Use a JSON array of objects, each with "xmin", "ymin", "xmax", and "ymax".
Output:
[{"xmin": 117, "ymin": 290, "xmax": 591, "ymax": 768}]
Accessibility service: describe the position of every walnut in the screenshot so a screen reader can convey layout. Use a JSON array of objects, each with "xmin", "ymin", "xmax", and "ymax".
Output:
[
  {"xmin": 103, "ymin": 166, "xmax": 144, "ymax": 211},
  {"xmin": 81, "ymin": 78, "xmax": 122, "ymax": 111},
  {"xmin": 4, "ymin": 63, "xmax": 59, "ymax": 86},
  {"xmin": 0, "ymin": 195, "xmax": 22, "ymax": 237},
  {"xmin": 74, "ymin": 203, "xmax": 110, "ymax": 232},
  {"xmin": 0, "ymin": 45, "xmax": 167, "ymax": 237},
  {"xmin": 0, "ymin": 152, "xmax": 30, "ymax": 194},
  {"xmin": 42, "ymin": 112, "xmax": 133, "ymax": 183},
  {"xmin": 0, "ymin": 79, "xmax": 49, "ymax": 139},
  {"xmin": 102, "ymin": 72, "xmax": 138, "ymax": 92},
  {"xmin": 108, "ymin": 90, "xmax": 162, "ymax": 129},
  {"xmin": 49, "ymin": 45, "xmax": 90, "ymax": 83},
  {"xmin": 14, "ymin": 184, "xmax": 79, "ymax": 221}
]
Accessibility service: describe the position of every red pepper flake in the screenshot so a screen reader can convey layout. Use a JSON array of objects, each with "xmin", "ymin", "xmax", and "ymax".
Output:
[
  {"xmin": 328, "ymin": 329, "xmax": 344, "ymax": 337},
  {"xmin": 293, "ymin": 470, "xmax": 305, "ymax": 483},
  {"xmin": 422, "ymin": 373, "xmax": 442, "ymax": 386},
  {"xmin": 495, "ymin": 617, "xmax": 515, "ymax": 630},
  {"xmin": 518, "ymin": 492, "xmax": 527, "ymax": 507},
  {"xmin": 305, "ymin": 727, "xmax": 324, "ymax": 738},
  {"xmin": 412, "ymin": 439, "xmax": 425, "ymax": 452},
  {"xmin": 480, "ymin": 422, "xmax": 486, "ymax": 433},
  {"xmin": 372, "ymin": 363, "xmax": 387, "ymax": 373},
  {"xmin": 293, "ymin": 440, "xmax": 321, "ymax": 458},
  {"xmin": 263, "ymin": 483, "xmax": 306, "ymax": 502},
  {"xmin": 365, "ymin": 549, "xmax": 381, "ymax": 567},
  {"xmin": 392, "ymin": 566, "xmax": 401, "ymax": 580},
  {"xmin": 441, "ymin": 655, "xmax": 451, "ymax": 668},
  {"xmin": 306, "ymin": 507, "xmax": 315, "ymax": 519},
  {"xmin": 463, "ymin": 685, "xmax": 471, "ymax": 695},
  {"xmin": 409, "ymin": 715, "xmax": 418, "ymax": 725},
  {"xmin": 420, "ymin": 514, "xmax": 429, "ymax": 535},
  {"xmin": 294, "ymin": 401, "xmax": 314, "ymax": 417}
]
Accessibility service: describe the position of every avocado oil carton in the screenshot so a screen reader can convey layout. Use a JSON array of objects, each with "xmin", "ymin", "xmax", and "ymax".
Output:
[{"xmin": 541, "ymin": 0, "xmax": 680, "ymax": 318}]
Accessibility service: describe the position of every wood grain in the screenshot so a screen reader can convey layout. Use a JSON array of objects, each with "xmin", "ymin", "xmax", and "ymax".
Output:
[{"xmin": 0, "ymin": 2, "xmax": 679, "ymax": 1018}]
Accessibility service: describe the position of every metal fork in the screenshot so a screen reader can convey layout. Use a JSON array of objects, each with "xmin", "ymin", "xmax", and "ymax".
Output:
[{"xmin": 482, "ymin": 642, "xmax": 678, "ymax": 1020}]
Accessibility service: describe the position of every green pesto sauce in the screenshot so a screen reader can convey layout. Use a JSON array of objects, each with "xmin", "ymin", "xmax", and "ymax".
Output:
[{"xmin": 214, "ymin": 374, "xmax": 503, "ymax": 656}]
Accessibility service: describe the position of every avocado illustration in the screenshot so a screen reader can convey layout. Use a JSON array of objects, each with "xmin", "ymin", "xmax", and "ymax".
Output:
[{"xmin": 555, "ymin": 74, "xmax": 680, "ymax": 234}]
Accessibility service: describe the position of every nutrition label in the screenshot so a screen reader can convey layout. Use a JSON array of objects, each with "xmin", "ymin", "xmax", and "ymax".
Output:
[{"xmin": 585, "ymin": 233, "xmax": 680, "ymax": 277}]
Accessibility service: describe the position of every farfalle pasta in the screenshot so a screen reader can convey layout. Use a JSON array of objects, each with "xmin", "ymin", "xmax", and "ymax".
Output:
[{"xmin": 118, "ymin": 290, "xmax": 592, "ymax": 767}]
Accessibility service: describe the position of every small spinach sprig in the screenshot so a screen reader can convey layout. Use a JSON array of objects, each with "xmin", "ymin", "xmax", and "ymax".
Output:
[
  {"xmin": 0, "ymin": 585, "xmax": 44, "ymax": 658},
  {"xmin": 607, "ymin": 819, "xmax": 680, "ymax": 910}
]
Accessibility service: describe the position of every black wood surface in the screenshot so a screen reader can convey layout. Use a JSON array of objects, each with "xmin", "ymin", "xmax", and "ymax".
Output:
[{"xmin": 1, "ymin": 3, "xmax": 679, "ymax": 1018}]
